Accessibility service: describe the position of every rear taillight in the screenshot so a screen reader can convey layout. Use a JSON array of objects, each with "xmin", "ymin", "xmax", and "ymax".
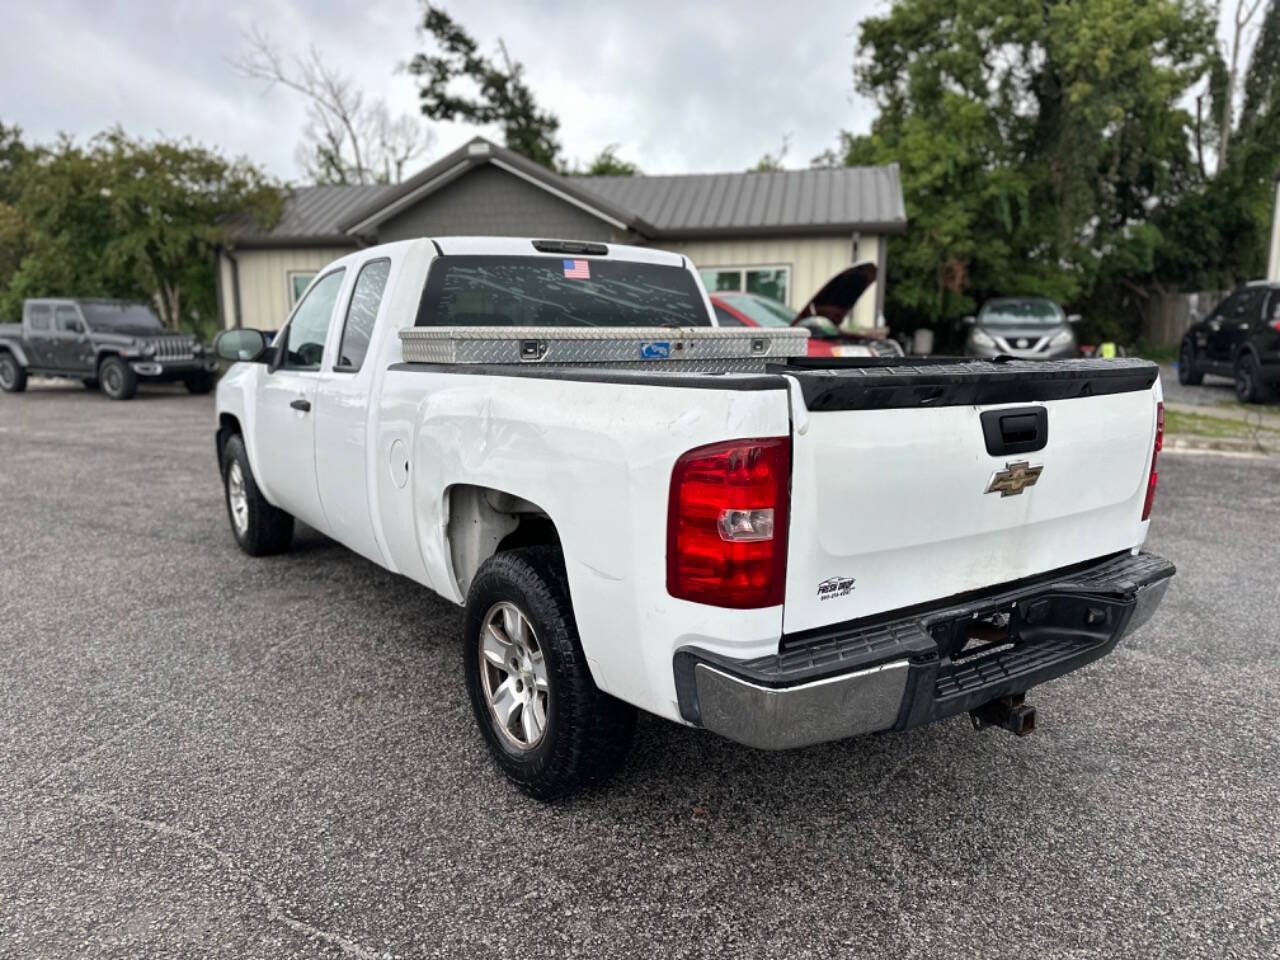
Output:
[
  {"xmin": 1271, "ymin": 319, "xmax": 1280, "ymax": 333},
  {"xmin": 1142, "ymin": 401, "xmax": 1164, "ymax": 521},
  {"xmin": 667, "ymin": 437, "xmax": 790, "ymax": 608}
]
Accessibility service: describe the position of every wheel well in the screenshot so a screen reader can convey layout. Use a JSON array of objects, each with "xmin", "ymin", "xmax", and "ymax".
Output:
[
  {"xmin": 1233, "ymin": 345, "xmax": 1259, "ymax": 368},
  {"xmin": 446, "ymin": 484, "xmax": 560, "ymax": 598},
  {"xmin": 216, "ymin": 413, "xmax": 242, "ymax": 472}
]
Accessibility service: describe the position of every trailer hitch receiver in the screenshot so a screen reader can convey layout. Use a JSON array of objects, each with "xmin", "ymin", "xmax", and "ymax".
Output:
[{"xmin": 969, "ymin": 694, "xmax": 1036, "ymax": 736}]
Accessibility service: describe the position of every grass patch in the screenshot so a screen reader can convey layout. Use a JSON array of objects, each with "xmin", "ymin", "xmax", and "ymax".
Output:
[
  {"xmin": 1164, "ymin": 408, "xmax": 1280, "ymax": 439},
  {"xmin": 1131, "ymin": 342, "xmax": 1178, "ymax": 365}
]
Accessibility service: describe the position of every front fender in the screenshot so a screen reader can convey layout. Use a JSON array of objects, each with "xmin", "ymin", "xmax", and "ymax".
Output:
[{"xmin": 0, "ymin": 339, "xmax": 28, "ymax": 367}]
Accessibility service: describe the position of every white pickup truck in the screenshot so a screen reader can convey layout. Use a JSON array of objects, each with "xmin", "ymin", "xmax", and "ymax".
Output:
[{"xmin": 214, "ymin": 236, "xmax": 1174, "ymax": 799}]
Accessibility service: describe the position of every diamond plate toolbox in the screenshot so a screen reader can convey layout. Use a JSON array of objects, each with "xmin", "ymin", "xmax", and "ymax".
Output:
[{"xmin": 399, "ymin": 326, "xmax": 809, "ymax": 366}]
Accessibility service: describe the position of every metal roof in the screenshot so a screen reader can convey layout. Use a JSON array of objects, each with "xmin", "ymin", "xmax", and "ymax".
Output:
[
  {"xmin": 225, "ymin": 183, "xmax": 395, "ymax": 246},
  {"xmin": 337, "ymin": 138, "xmax": 654, "ymax": 237},
  {"xmin": 570, "ymin": 166, "xmax": 906, "ymax": 237},
  {"xmin": 226, "ymin": 138, "xmax": 906, "ymax": 246}
]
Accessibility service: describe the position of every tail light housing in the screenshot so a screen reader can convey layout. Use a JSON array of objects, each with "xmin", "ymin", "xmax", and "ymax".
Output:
[
  {"xmin": 667, "ymin": 437, "xmax": 790, "ymax": 608},
  {"xmin": 1141, "ymin": 401, "xmax": 1164, "ymax": 521}
]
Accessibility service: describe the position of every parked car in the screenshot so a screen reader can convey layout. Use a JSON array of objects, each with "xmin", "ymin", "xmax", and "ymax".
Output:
[
  {"xmin": 213, "ymin": 236, "xmax": 1173, "ymax": 800},
  {"xmin": 0, "ymin": 298, "xmax": 216, "ymax": 400},
  {"xmin": 710, "ymin": 263, "xmax": 904, "ymax": 357},
  {"xmin": 963, "ymin": 297, "xmax": 1081, "ymax": 359},
  {"xmin": 1178, "ymin": 281, "xmax": 1280, "ymax": 403}
]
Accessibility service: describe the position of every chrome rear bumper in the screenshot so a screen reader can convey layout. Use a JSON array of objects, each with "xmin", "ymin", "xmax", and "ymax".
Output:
[
  {"xmin": 675, "ymin": 552, "xmax": 1174, "ymax": 750},
  {"xmin": 693, "ymin": 660, "xmax": 909, "ymax": 751}
]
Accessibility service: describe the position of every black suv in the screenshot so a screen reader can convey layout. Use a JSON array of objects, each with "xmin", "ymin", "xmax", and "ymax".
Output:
[
  {"xmin": 1178, "ymin": 282, "xmax": 1280, "ymax": 403},
  {"xmin": 0, "ymin": 298, "xmax": 216, "ymax": 400}
]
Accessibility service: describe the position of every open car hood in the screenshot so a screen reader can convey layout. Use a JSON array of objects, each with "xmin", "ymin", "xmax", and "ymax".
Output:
[{"xmin": 792, "ymin": 261, "xmax": 877, "ymax": 326}]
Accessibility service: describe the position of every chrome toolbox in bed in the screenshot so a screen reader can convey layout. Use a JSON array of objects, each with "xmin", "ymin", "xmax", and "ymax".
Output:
[{"xmin": 399, "ymin": 326, "xmax": 809, "ymax": 371}]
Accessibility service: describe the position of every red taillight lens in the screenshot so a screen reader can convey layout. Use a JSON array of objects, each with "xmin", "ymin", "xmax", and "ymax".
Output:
[
  {"xmin": 1142, "ymin": 401, "xmax": 1164, "ymax": 521},
  {"xmin": 667, "ymin": 437, "xmax": 790, "ymax": 608}
]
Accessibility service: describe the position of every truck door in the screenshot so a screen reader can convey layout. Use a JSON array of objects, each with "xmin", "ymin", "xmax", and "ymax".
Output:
[
  {"xmin": 313, "ymin": 257, "xmax": 391, "ymax": 565},
  {"xmin": 23, "ymin": 303, "xmax": 55, "ymax": 367},
  {"xmin": 253, "ymin": 268, "xmax": 347, "ymax": 533},
  {"xmin": 1224, "ymin": 288, "xmax": 1265, "ymax": 366},
  {"xmin": 53, "ymin": 304, "xmax": 94, "ymax": 372},
  {"xmin": 1206, "ymin": 289, "xmax": 1260, "ymax": 369}
]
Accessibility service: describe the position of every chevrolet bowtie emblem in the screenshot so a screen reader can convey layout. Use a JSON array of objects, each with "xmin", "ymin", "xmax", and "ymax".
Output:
[{"xmin": 986, "ymin": 460, "xmax": 1044, "ymax": 497}]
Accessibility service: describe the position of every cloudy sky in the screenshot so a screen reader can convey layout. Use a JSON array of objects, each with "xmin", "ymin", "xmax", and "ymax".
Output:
[{"xmin": 1, "ymin": 0, "xmax": 886, "ymax": 182}]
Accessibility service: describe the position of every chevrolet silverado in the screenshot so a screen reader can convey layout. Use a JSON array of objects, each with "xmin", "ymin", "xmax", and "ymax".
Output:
[{"xmin": 213, "ymin": 237, "xmax": 1174, "ymax": 799}]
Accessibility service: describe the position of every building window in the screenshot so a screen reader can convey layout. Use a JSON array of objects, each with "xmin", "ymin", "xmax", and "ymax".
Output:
[
  {"xmin": 697, "ymin": 266, "xmax": 790, "ymax": 306},
  {"xmin": 288, "ymin": 271, "xmax": 317, "ymax": 306}
]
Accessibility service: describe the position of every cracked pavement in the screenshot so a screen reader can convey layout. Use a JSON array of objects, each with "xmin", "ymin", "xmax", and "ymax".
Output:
[{"xmin": 1, "ymin": 379, "xmax": 1278, "ymax": 958}]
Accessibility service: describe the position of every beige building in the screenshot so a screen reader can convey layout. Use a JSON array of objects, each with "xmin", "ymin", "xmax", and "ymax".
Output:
[{"xmin": 217, "ymin": 137, "xmax": 906, "ymax": 331}]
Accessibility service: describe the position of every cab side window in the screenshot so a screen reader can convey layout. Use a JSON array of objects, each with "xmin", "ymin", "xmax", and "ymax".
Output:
[
  {"xmin": 28, "ymin": 304, "xmax": 52, "ymax": 331},
  {"xmin": 1235, "ymin": 289, "xmax": 1265, "ymax": 323},
  {"xmin": 336, "ymin": 259, "xmax": 390, "ymax": 372},
  {"xmin": 55, "ymin": 306, "xmax": 82, "ymax": 333},
  {"xmin": 283, "ymin": 269, "xmax": 346, "ymax": 370}
]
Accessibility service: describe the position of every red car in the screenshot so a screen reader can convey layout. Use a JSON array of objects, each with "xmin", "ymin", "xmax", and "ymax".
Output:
[{"xmin": 708, "ymin": 263, "xmax": 903, "ymax": 357}]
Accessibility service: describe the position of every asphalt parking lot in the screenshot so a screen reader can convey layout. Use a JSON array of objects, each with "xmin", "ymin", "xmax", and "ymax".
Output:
[{"xmin": 2, "ymin": 380, "xmax": 1278, "ymax": 959}]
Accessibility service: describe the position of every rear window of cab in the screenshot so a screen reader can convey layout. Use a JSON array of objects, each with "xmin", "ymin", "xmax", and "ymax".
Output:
[{"xmin": 415, "ymin": 255, "xmax": 711, "ymax": 328}]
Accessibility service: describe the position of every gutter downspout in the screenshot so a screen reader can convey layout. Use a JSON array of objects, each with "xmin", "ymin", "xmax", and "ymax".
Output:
[
  {"xmin": 1269, "ymin": 170, "xmax": 1280, "ymax": 283},
  {"xmin": 224, "ymin": 248, "xmax": 243, "ymax": 329},
  {"xmin": 875, "ymin": 235, "xmax": 888, "ymax": 326},
  {"xmin": 213, "ymin": 248, "xmax": 227, "ymax": 331}
]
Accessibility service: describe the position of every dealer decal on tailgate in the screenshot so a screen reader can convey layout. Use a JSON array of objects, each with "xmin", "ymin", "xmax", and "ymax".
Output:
[{"xmin": 817, "ymin": 576, "xmax": 856, "ymax": 600}]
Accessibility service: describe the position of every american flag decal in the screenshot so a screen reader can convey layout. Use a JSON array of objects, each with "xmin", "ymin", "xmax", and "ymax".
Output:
[{"xmin": 563, "ymin": 259, "xmax": 590, "ymax": 279}]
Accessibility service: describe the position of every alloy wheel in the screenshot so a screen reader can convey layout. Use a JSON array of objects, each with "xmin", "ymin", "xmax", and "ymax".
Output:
[
  {"xmin": 478, "ymin": 601, "xmax": 550, "ymax": 750},
  {"xmin": 1236, "ymin": 364, "xmax": 1253, "ymax": 402},
  {"xmin": 226, "ymin": 461, "xmax": 249, "ymax": 536},
  {"xmin": 103, "ymin": 364, "xmax": 122, "ymax": 397}
]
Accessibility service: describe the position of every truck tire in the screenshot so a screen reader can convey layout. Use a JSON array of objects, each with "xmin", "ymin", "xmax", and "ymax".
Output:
[
  {"xmin": 185, "ymin": 372, "xmax": 215, "ymax": 395},
  {"xmin": 221, "ymin": 433, "xmax": 294, "ymax": 556},
  {"xmin": 98, "ymin": 356, "xmax": 137, "ymax": 400},
  {"xmin": 0, "ymin": 352, "xmax": 27, "ymax": 393},
  {"xmin": 464, "ymin": 546, "xmax": 636, "ymax": 800},
  {"xmin": 1234, "ymin": 353, "xmax": 1273, "ymax": 404},
  {"xmin": 1177, "ymin": 341, "xmax": 1203, "ymax": 385}
]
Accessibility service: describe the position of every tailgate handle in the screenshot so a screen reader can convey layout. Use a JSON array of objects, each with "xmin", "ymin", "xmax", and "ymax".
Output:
[{"xmin": 981, "ymin": 406, "xmax": 1047, "ymax": 456}]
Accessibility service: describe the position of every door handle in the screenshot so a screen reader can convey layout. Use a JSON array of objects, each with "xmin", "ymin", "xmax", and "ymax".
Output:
[{"xmin": 290, "ymin": 398, "xmax": 311, "ymax": 412}]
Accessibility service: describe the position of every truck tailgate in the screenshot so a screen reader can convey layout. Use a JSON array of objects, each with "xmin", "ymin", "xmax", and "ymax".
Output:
[{"xmin": 779, "ymin": 358, "xmax": 1161, "ymax": 634}]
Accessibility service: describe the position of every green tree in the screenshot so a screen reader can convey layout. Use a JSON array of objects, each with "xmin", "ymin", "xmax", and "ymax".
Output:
[
  {"xmin": 1, "ymin": 128, "xmax": 281, "ymax": 334},
  {"xmin": 840, "ymin": 0, "xmax": 1218, "ymax": 339},
  {"xmin": 0, "ymin": 124, "xmax": 31, "ymax": 309},
  {"xmin": 409, "ymin": 5, "xmax": 561, "ymax": 168},
  {"xmin": 1156, "ymin": 0, "xmax": 1280, "ymax": 291},
  {"xmin": 751, "ymin": 134, "xmax": 792, "ymax": 172},
  {"xmin": 578, "ymin": 144, "xmax": 640, "ymax": 177}
]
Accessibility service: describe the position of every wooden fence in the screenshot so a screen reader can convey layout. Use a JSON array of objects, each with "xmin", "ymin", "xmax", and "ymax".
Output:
[{"xmin": 1141, "ymin": 289, "xmax": 1228, "ymax": 347}]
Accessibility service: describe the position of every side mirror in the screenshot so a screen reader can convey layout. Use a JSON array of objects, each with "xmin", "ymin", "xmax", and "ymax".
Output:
[
  {"xmin": 215, "ymin": 328, "xmax": 270, "ymax": 363},
  {"xmin": 1066, "ymin": 314, "xmax": 1083, "ymax": 324},
  {"xmin": 962, "ymin": 315, "xmax": 977, "ymax": 325}
]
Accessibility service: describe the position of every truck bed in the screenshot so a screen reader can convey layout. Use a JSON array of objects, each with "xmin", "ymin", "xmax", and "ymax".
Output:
[{"xmin": 395, "ymin": 324, "xmax": 1158, "ymax": 401}]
